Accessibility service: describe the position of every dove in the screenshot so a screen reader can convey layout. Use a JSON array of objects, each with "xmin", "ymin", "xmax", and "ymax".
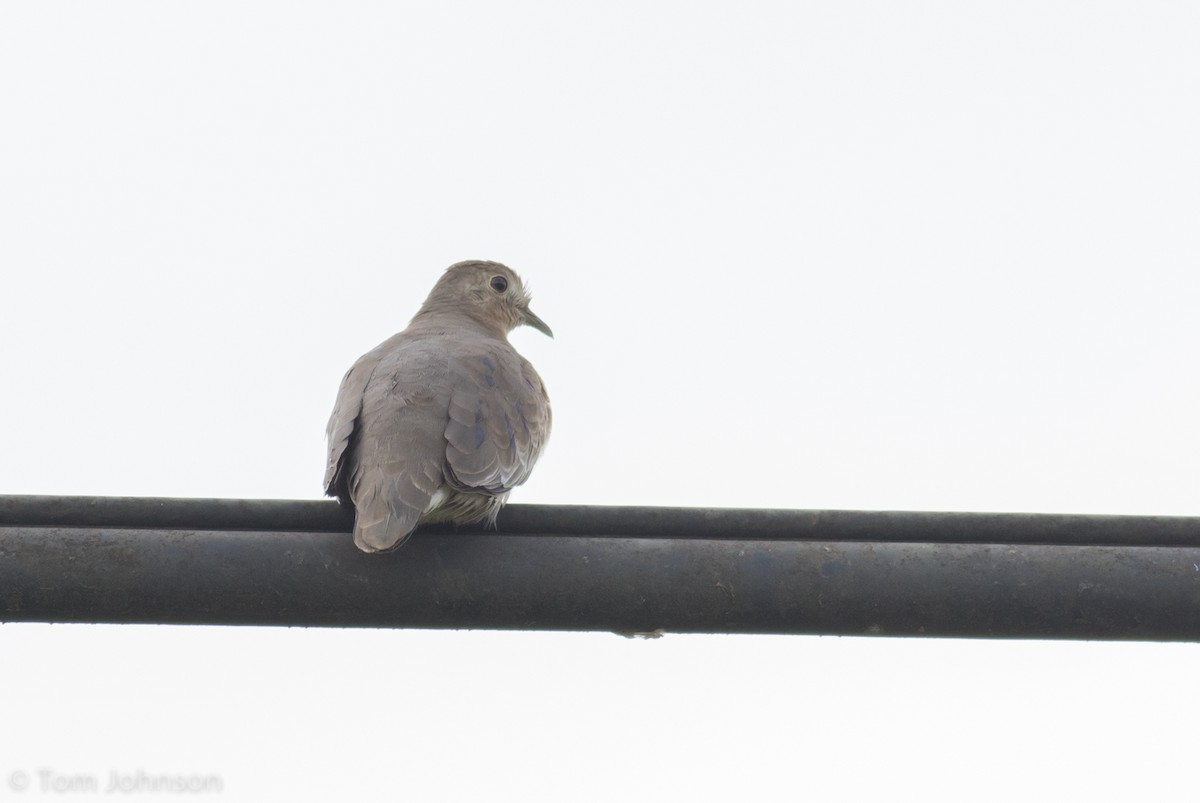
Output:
[{"xmin": 324, "ymin": 260, "xmax": 553, "ymax": 553}]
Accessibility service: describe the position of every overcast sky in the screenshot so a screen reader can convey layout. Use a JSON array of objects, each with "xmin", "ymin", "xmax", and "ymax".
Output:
[{"xmin": 2, "ymin": 2, "xmax": 1199, "ymax": 800}]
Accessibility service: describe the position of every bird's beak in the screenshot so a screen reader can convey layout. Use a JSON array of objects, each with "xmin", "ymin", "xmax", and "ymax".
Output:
[{"xmin": 520, "ymin": 306, "xmax": 554, "ymax": 338}]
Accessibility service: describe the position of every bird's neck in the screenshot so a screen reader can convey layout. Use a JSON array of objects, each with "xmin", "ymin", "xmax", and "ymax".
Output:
[{"xmin": 408, "ymin": 308, "xmax": 509, "ymax": 340}]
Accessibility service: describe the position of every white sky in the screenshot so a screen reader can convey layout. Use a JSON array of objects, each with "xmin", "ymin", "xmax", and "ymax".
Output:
[{"xmin": 2, "ymin": 2, "xmax": 1199, "ymax": 800}]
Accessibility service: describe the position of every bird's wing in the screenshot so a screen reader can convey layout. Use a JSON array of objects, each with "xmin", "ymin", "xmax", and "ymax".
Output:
[
  {"xmin": 443, "ymin": 348, "xmax": 552, "ymax": 496},
  {"xmin": 324, "ymin": 344, "xmax": 387, "ymax": 503},
  {"xmin": 344, "ymin": 338, "xmax": 451, "ymax": 552}
]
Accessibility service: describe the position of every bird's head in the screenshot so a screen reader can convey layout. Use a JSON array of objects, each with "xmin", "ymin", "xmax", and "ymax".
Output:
[{"xmin": 416, "ymin": 260, "xmax": 553, "ymax": 339}]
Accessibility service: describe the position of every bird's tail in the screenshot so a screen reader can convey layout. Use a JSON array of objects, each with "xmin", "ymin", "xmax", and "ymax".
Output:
[
  {"xmin": 349, "ymin": 466, "xmax": 439, "ymax": 553},
  {"xmin": 353, "ymin": 505, "xmax": 421, "ymax": 553}
]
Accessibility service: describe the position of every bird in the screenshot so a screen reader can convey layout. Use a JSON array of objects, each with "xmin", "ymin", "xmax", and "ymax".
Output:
[{"xmin": 324, "ymin": 260, "xmax": 553, "ymax": 553}]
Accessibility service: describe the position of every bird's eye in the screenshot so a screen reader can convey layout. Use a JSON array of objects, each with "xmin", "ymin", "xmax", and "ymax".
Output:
[{"xmin": 490, "ymin": 275, "xmax": 508, "ymax": 294}]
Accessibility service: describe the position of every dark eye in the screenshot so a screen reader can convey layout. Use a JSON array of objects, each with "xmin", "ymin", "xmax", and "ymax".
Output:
[{"xmin": 490, "ymin": 275, "xmax": 508, "ymax": 293}]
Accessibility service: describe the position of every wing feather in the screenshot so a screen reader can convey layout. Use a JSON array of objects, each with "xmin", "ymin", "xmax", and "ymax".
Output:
[{"xmin": 443, "ymin": 349, "xmax": 551, "ymax": 495}]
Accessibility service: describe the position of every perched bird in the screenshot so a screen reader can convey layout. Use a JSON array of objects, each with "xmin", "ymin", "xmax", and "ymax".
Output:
[{"xmin": 324, "ymin": 260, "xmax": 553, "ymax": 553}]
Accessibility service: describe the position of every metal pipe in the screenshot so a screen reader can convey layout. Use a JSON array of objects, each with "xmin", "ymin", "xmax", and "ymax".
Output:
[
  {"xmin": 4, "ymin": 494, "xmax": 1200, "ymax": 545},
  {"xmin": 2, "ymin": 496, "xmax": 1199, "ymax": 639}
]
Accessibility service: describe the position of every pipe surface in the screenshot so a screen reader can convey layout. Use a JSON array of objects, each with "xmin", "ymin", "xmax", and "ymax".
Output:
[{"xmin": 3, "ymin": 495, "xmax": 1200, "ymax": 545}]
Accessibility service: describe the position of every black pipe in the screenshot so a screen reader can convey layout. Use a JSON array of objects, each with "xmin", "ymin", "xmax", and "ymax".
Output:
[
  {"xmin": 3, "ymin": 494, "xmax": 1200, "ymax": 546},
  {"xmin": 1, "ymin": 496, "xmax": 1199, "ymax": 640}
]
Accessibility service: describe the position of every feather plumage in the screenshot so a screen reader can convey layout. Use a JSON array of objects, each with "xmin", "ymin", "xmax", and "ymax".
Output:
[{"xmin": 324, "ymin": 261, "xmax": 552, "ymax": 553}]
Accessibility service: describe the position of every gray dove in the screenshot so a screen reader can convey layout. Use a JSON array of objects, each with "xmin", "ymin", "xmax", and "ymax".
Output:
[{"xmin": 325, "ymin": 260, "xmax": 553, "ymax": 553}]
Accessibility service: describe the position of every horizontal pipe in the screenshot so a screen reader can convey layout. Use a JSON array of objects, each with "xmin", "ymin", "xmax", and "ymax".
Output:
[
  {"xmin": 3, "ymin": 495, "xmax": 1200, "ymax": 546},
  {"xmin": 1, "ymin": 496, "xmax": 1199, "ymax": 640}
]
